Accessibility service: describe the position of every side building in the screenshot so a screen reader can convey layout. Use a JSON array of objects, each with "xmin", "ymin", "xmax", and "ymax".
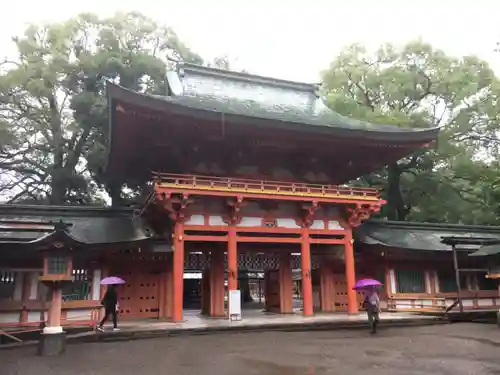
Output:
[
  {"xmin": 357, "ymin": 220, "xmax": 500, "ymax": 312},
  {"xmin": 0, "ymin": 205, "xmax": 150, "ymax": 329}
]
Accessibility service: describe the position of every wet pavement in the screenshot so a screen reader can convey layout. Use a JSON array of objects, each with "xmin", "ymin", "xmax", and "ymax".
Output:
[{"xmin": 2, "ymin": 323, "xmax": 500, "ymax": 375}]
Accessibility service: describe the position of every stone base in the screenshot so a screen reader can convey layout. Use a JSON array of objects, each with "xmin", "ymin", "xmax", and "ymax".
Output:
[{"xmin": 37, "ymin": 332, "xmax": 67, "ymax": 356}]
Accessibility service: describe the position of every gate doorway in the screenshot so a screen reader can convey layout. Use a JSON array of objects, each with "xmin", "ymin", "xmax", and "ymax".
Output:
[{"xmin": 184, "ymin": 275, "xmax": 202, "ymax": 310}]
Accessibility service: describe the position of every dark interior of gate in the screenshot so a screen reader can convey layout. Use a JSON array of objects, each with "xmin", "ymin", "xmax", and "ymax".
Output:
[{"xmin": 108, "ymin": 242, "xmax": 374, "ymax": 320}]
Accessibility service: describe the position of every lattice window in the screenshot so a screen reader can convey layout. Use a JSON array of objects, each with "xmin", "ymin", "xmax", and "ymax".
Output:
[
  {"xmin": 62, "ymin": 269, "xmax": 92, "ymax": 301},
  {"xmin": 182, "ymin": 253, "xmax": 318, "ymax": 271},
  {"xmin": 474, "ymin": 272, "xmax": 498, "ymax": 291},
  {"xmin": 184, "ymin": 253, "xmax": 208, "ymax": 270},
  {"xmin": 375, "ymin": 270, "xmax": 386, "ymax": 291},
  {"xmin": 0, "ymin": 271, "xmax": 16, "ymax": 299},
  {"xmin": 47, "ymin": 254, "xmax": 68, "ymax": 275},
  {"xmin": 395, "ymin": 269, "xmax": 425, "ymax": 293},
  {"xmin": 437, "ymin": 270, "xmax": 467, "ymax": 293}
]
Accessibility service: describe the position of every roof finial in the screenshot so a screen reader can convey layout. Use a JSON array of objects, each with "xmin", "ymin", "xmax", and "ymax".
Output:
[{"xmin": 52, "ymin": 219, "xmax": 72, "ymax": 233}]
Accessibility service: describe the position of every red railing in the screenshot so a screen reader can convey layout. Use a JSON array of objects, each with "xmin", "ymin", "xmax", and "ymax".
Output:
[
  {"xmin": 0, "ymin": 309, "xmax": 99, "ymax": 345},
  {"xmin": 153, "ymin": 172, "xmax": 381, "ymax": 201}
]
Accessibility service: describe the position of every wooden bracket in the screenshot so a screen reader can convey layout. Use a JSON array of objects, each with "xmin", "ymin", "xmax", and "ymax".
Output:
[
  {"xmin": 300, "ymin": 201, "xmax": 319, "ymax": 228},
  {"xmin": 344, "ymin": 203, "xmax": 382, "ymax": 227},
  {"xmin": 160, "ymin": 193, "xmax": 193, "ymax": 222},
  {"xmin": 224, "ymin": 196, "xmax": 247, "ymax": 225}
]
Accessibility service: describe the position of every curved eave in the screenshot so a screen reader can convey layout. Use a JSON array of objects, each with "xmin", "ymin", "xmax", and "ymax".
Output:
[
  {"xmin": 356, "ymin": 220, "xmax": 500, "ymax": 252},
  {"xmin": 106, "ymin": 83, "xmax": 440, "ymax": 144},
  {"xmin": 469, "ymin": 244, "xmax": 500, "ymax": 257},
  {"xmin": 0, "ymin": 230, "xmax": 152, "ymax": 250},
  {"xmin": 0, "ymin": 230, "xmax": 91, "ymax": 249}
]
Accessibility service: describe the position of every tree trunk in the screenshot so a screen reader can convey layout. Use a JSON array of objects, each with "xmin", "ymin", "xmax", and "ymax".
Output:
[
  {"xmin": 108, "ymin": 183, "xmax": 124, "ymax": 207},
  {"xmin": 386, "ymin": 163, "xmax": 409, "ymax": 221},
  {"xmin": 49, "ymin": 172, "xmax": 66, "ymax": 205}
]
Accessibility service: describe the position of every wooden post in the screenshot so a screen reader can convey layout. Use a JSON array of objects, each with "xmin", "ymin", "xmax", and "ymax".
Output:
[
  {"xmin": 279, "ymin": 252, "xmax": 293, "ymax": 313},
  {"xmin": 45, "ymin": 286, "xmax": 63, "ymax": 333},
  {"xmin": 99, "ymin": 267, "xmax": 109, "ymax": 320},
  {"xmin": 452, "ymin": 244, "xmax": 464, "ymax": 313},
  {"xmin": 172, "ymin": 221, "xmax": 185, "ymax": 322},
  {"xmin": 159, "ymin": 257, "xmax": 173, "ymax": 319},
  {"xmin": 301, "ymin": 228, "xmax": 313, "ymax": 316},
  {"xmin": 319, "ymin": 262, "xmax": 335, "ymax": 312},
  {"xmin": 19, "ymin": 272, "xmax": 31, "ymax": 323},
  {"xmin": 210, "ymin": 251, "xmax": 225, "ymax": 317},
  {"xmin": 344, "ymin": 229, "xmax": 358, "ymax": 314},
  {"xmin": 258, "ymin": 279, "xmax": 262, "ymax": 303},
  {"xmin": 227, "ymin": 227, "xmax": 238, "ymax": 293}
]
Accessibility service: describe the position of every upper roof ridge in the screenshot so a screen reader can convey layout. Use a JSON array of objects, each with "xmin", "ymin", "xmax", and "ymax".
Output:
[{"xmin": 177, "ymin": 62, "xmax": 320, "ymax": 95}]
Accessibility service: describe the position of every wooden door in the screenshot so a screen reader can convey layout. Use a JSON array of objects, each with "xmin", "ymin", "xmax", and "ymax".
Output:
[
  {"xmin": 332, "ymin": 275, "xmax": 348, "ymax": 311},
  {"xmin": 332, "ymin": 274, "xmax": 366, "ymax": 311},
  {"xmin": 264, "ymin": 269, "xmax": 280, "ymax": 312},
  {"xmin": 115, "ymin": 266, "xmax": 161, "ymax": 319}
]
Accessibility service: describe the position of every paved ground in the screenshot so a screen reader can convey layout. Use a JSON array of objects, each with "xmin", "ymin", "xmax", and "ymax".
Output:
[{"xmin": 3, "ymin": 323, "xmax": 500, "ymax": 375}]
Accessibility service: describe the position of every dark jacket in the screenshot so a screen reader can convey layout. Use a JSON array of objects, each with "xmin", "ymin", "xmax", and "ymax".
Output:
[{"xmin": 101, "ymin": 288, "xmax": 118, "ymax": 310}]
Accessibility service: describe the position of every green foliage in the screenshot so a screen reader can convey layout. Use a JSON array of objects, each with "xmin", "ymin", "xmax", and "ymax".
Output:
[
  {"xmin": 0, "ymin": 12, "xmax": 203, "ymax": 204},
  {"xmin": 322, "ymin": 40, "xmax": 500, "ymax": 224}
]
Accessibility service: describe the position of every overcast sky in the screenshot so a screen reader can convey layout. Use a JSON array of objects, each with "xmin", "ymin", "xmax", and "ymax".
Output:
[{"xmin": 0, "ymin": 0, "xmax": 498, "ymax": 82}]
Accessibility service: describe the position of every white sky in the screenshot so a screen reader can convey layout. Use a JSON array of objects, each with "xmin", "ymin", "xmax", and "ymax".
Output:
[{"xmin": 0, "ymin": 0, "xmax": 499, "ymax": 82}]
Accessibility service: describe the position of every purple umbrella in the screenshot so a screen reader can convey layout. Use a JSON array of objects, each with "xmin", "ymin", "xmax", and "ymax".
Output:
[
  {"xmin": 353, "ymin": 278, "xmax": 382, "ymax": 290},
  {"xmin": 100, "ymin": 276, "xmax": 126, "ymax": 285}
]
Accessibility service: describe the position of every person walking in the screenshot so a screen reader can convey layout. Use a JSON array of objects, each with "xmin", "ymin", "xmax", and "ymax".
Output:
[
  {"xmin": 97, "ymin": 285, "xmax": 120, "ymax": 332},
  {"xmin": 364, "ymin": 286, "xmax": 380, "ymax": 334}
]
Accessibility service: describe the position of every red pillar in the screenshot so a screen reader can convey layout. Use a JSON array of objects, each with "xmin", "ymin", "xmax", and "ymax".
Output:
[
  {"xmin": 227, "ymin": 227, "xmax": 238, "ymax": 308},
  {"xmin": 301, "ymin": 228, "xmax": 313, "ymax": 316},
  {"xmin": 159, "ymin": 258, "xmax": 173, "ymax": 319},
  {"xmin": 345, "ymin": 228, "xmax": 358, "ymax": 314},
  {"xmin": 172, "ymin": 221, "xmax": 185, "ymax": 322}
]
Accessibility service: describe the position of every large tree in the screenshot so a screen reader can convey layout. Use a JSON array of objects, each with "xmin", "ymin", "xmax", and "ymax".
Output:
[
  {"xmin": 322, "ymin": 41, "xmax": 500, "ymax": 224},
  {"xmin": 0, "ymin": 12, "xmax": 203, "ymax": 205}
]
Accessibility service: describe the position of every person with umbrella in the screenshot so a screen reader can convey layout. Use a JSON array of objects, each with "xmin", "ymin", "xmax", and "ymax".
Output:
[
  {"xmin": 97, "ymin": 276, "xmax": 125, "ymax": 332},
  {"xmin": 354, "ymin": 279, "xmax": 382, "ymax": 334}
]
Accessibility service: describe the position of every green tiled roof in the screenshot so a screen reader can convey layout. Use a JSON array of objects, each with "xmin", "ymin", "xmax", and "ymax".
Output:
[
  {"xmin": 357, "ymin": 220, "xmax": 500, "ymax": 251},
  {"xmin": 470, "ymin": 244, "xmax": 500, "ymax": 257},
  {"xmin": 160, "ymin": 94, "xmax": 424, "ymax": 134},
  {"xmin": 0, "ymin": 204, "xmax": 151, "ymax": 246},
  {"xmin": 107, "ymin": 63, "xmax": 439, "ymax": 142}
]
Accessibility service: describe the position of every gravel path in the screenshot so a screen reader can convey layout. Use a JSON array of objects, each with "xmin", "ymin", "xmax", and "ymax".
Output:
[{"xmin": 2, "ymin": 323, "xmax": 500, "ymax": 375}]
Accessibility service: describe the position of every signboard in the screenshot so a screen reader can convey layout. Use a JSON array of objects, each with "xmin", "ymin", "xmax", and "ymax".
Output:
[{"xmin": 228, "ymin": 290, "xmax": 242, "ymax": 321}]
